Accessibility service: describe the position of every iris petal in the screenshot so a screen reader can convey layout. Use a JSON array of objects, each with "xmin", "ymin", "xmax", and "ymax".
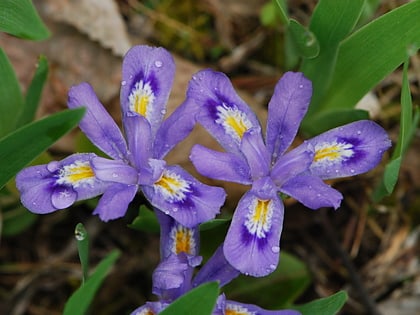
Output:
[
  {"xmin": 93, "ymin": 183, "xmax": 137, "ymax": 221},
  {"xmin": 142, "ymin": 165, "xmax": 226, "ymax": 228},
  {"xmin": 240, "ymin": 128, "xmax": 270, "ymax": 180},
  {"xmin": 190, "ymin": 144, "xmax": 252, "ymax": 185},
  {"xmin": 266, "ymin": 72, "xmax": 312, "ymax": 162},
  {"xmin": 91, "ymin": 157, "xmax": 138, "ymax": 184},
  {"xmin": 120, "ymin": 46, "xmax": 175, "ymax": 136},
  {"xmin": 224, "ymin": 179, "xmax": 283, "ymax": 277},
  {"xmin": 187, "ymin": 69, "xmax": 260, "ymax": 154},
  {"xmin": 305, "ymin": 120, "xmax": 392, "ymax": 179},
  {"xmin": 281, "ymin": 175, "xmax": 343, "ymax": 210},
  {"xmin": 68, "ymin": 83, "xmax": 129, "ymax": 162}
]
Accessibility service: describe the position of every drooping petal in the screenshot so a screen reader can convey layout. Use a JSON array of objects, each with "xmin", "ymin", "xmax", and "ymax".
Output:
[
  {"xmin": 91, "ymin": 157, "xmax": 138, "ymax": 184},
  {"xmin": 240, "ymin": 128, "xmax": 271, "ymax": 180},
  {"xmin": 16, "ymin": 153, "xmax": 108, "ymax": 214},
  {"xmin": 305, "ymin": 120, "xmax": 391, "ymax": 179},
  {"xmin": 16, "ymin": 165, "xmax": 58, "ymax": 214},
  {"xmin": 156, "ymin": 210, "xmax": 200, "ymax": 260},
  {"xmin": 224, "ymin": 177, "xmax": 283, "ymax": 277},
  {"xmin": 68, "ymin": 83, "xmax": 129, "ymax": 162},
  {"xmin": 224, "ymin": 300, "xmax": 302, "ymax": 315},
  {"xmin": 270, "ymin": 143, "xmax": 314, "ymax": 187},
  {"xmin": 192, "ymin": 245, "xmax": 240, "ymax": 288},
  {"xmin": 265, "ymin": 72, "xmax": 312, "ymax": 163},
  {"xmin": 93, "ymin": 183, "xmax": 137, "ymax": 221},
  {"xmin": 154, "ymin": 98, "xmax": 199, "ymax": 159},
  {"xmin": 123, "ymin": 115, "xmax": 153, "ymax": 169},
  {"xmin": 120, "ymin": 45, "xmax": 175, "ymax": 136},
  {"xmin": 187, "ymin": 69, "xmax": 260, "ymax": 153},
  {"xmin": 190, "ymin": 144, "xmax": 252, "ymax": 185},
  {"xmin": 281, "ymin": 175, "xmax": 343, "ymax": 210},
  {"xmin": 142, "ymin": 164, "xmax": 226, "ymax": 228}
]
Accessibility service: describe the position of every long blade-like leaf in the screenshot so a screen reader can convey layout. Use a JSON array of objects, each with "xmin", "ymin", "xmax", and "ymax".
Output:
[
  {"xmin": 63, "ymin": 250, "xmax": 120, "ymax": 315},
  {"xmin": 0, "ymin": 48, "xmax": 24, "ymax": 137},
  {"xmin": 321, "ymin": 0, "xmax": 420, "ymax": 111},
  {"xmin": 18, "ymin": 55, "xmax": 49, "ymax": 127},
  {"xmin": 0, "ymin": 108, "xmax": 85, "ymax": 189}
]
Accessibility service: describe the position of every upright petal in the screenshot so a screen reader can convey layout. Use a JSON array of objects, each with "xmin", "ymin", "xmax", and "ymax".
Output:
[
  {"xmin": 224, "ymin": 177, "xmax": 283, "ymax": 277},
  {"xmin": 154, "ymin": 98, "xmax": 199, "ymax": 159},
  {"xmin": 193, "ymin": 245, "xmax": 240, "ymax": 288},
  {"xmin": 241, "ymin": 128, "xmax": 270, "ymax": 180},
  {"xmin": 280, "ymin": 175, "xmax": 343, "ymax": 210},
  {"xmin": 224, "ymin": 300, "xmax": 301, "ymax": 315},
  {"xmin": 124, "ymin": 115, "xmax": 153, "ymax": 169},
  {"xmin": 266, "ymin": 72, "xmax": 312, "ymax": 162},
  {"xmin": 190, "ymin": 144, "xmax": 252, "ymax": 185},
  {"xmin": 120, "ymin": 45, "xmax": 175, "ymax": 136},
  {"xmin": 187, "ymin": 69, "xmax": 260, "ymax": 154},
  {"xmin": 305, "ymin": 120, "xmax": 391, "ymax": 179},
  {"xmin": 16, "ymin": 153, "xmax": 108, "ymax": 214},
  {"xmin": 142, "ymin": 164, "xmax": 226, "ymax": 228},
  {"xmin": 68, "ymin": 83, "xmax": 129, "ymax": 162},
  {"xmin": 93, "ymin": 183, "xmax": 137, "ymax": 221}
]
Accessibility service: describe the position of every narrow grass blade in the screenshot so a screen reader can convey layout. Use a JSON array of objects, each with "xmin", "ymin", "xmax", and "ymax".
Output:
[{"xmin": 75, "ymin": 223, "xmax": 90, "ymax": 284}]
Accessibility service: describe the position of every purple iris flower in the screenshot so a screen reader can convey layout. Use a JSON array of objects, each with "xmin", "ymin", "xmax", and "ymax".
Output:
[
  {"xmin": 188, "ymin": 70, "xmax": 392, "ymax": 277},
  {"xmin": 16, "ymin": 45, "xmax": 225, "ymax": 225},
  {"xmin": 130, "ymin": 211, "xmax": 300, "ymax": 315}
]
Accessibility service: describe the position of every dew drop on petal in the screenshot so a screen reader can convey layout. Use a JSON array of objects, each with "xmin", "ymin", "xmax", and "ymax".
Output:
[
  {"xmin": 299, "ymin": 84, "xmax": 304, "ymax": 88},
  {"xmin": 154, "ymin": 60, "xmax": 163, "ymax": 68},
  {"xmin": 47, "ymin": 161, "xmax": 59, "ymax": 172},
  {"xmin": 271, "ymin": 246, "xmax": 280, "ymax": 253},
  {"xmin": 112, "ymin": 173, "xmax": 118, "ymax": 178},
  {"xmin": 160, "ymin": 109, "xmax": 166, "ymax": 115},
  {"xmin": 357, "ymin": 130, "xmax": 362, "ymax": 135},
  {"xmin": 269, "ymin": 264, "xmax": 276, "ymax": 270},
  {"xmin": 350, "ymin": 169, "xmax": 355, "ymax": 173},
  {"xmin": 121, "ymin": 80, "xmax": 127, "ymax": 86}
]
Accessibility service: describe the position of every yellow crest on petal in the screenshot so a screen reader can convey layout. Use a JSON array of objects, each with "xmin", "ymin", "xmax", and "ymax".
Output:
[
  {"xmin": 129, "ymin": 80, "xmax": 155, "ymax": 119},
  {"xmin": 244, "ymin": 198, "xmax": 274, "ymax": 238},
  {"xmin": 56, "ymin": 161, "xmax": 95, "ymax": 187},
  {"xmin": 170, "ymin": 224, "xmax": 196, "ymax": 255},
  {"xmin": 215, "ymin": 104, "xmax": 252, "ymax": 142}
]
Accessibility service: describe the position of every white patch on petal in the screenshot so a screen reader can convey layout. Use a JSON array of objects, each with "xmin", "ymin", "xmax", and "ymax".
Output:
[
  {"xmin": 244, "ymin": 198, "xmax": 274, "ymax": 238},
  {"xmin": 56, "ymin": 161, "xmax": 95, "ymax": 188},
  {"xmin": 215, "ymin": 103, "xmax": 252, "ymax": 143},
  {"xmin": 135, "ymin": 308, "xmax": 155, "ymax": 315},
  {"xmin": 313, "ymin": 141, "xmax": 354, "ymax": 166},
  {"xmin": 225, "ymin": 303, "xmax": 255, "ymax": 315},
  {"xmin": 129, "ymin": 80, "xmax": 155, "ymax": 119},
  {"xmin": 153, "ymin": 170, "xmax": 191, "ymax": 202},
  {"xmin": 169, "ymin": 224, "xmax": 196, "ymax": 255}
]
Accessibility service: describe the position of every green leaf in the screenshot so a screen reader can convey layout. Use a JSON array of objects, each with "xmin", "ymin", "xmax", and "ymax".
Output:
[
  {"xmin": 160, "ymin": 282, "xmax": 219, "ymax": 315},
  {"xmin": 293, "ymin": 290, "xmax": 348, "ymax": 315},
  {"xmin": 17, "ymin": 55, "xmax": 49, "ymax": 127},
  {"xmin": 300, "ymin": 0, "xmax": 364, "ymax": 126},
  {"xmin": 0, "ymin": 108, "xmax": 85, "ymax": 189},
  {"xmin": 288, "ymin": 19, "xmax": 320, "ymax": 59},
  {"xmin": 128, "ymin": 205, "xmax": 160, "ymax": 233},
  {"xmin": 0, "ymin": 0, "xmax": 50, "ymax": 40},
  {"xmin": 63, "ymin": 250, "xmax": 120, "ymax": 315},
  {"xmin": 373, "ymin": 56, "xmax": 420, "ymax": 201},
  {"xmin": 0, "ymin": 48, "xmax": 24, "ymax": 137},
  {"xmin": 223, "ymin": 251, "xmax": 311, "ymax": 308},
  {"xmin": 75, "ymin": 223, "xmax": 90, "ymax": 284},
  {"xmin": 321, "ymin": 0, "xmax": 420, "ymax": 112},
  {"xmin": 273, "ymin": 0, "xmax": 289, "ymax": 25}
]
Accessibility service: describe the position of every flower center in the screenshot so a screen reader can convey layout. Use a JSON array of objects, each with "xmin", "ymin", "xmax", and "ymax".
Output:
[
  {"xmin": 56, "ymin": 161, "xmax": 95, "ymax": 188},
  {"xmin": 313, "ymin": 141, "xmax": 354, "ymax": 164},
  {"xmin": 170, "ymin": 224, "xmax": 196, "ymax": 255},
  {"xmin": 215, "ymin": 103, "xmax": 252, "ymax": 142},
  {"xmin": 244, "ymin": 198, "xmax": 273, "ymax": 238},
  {"xmin": 225, "ymin": 304, "xmax": 255, "ymax": 315},
  {"xmin": 154, "ymin": 170, "xmax": 191, "ymax": 202},
  {"xmin": 129, "ymin": 80, "xmax": 155, "ymax": 119}
]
